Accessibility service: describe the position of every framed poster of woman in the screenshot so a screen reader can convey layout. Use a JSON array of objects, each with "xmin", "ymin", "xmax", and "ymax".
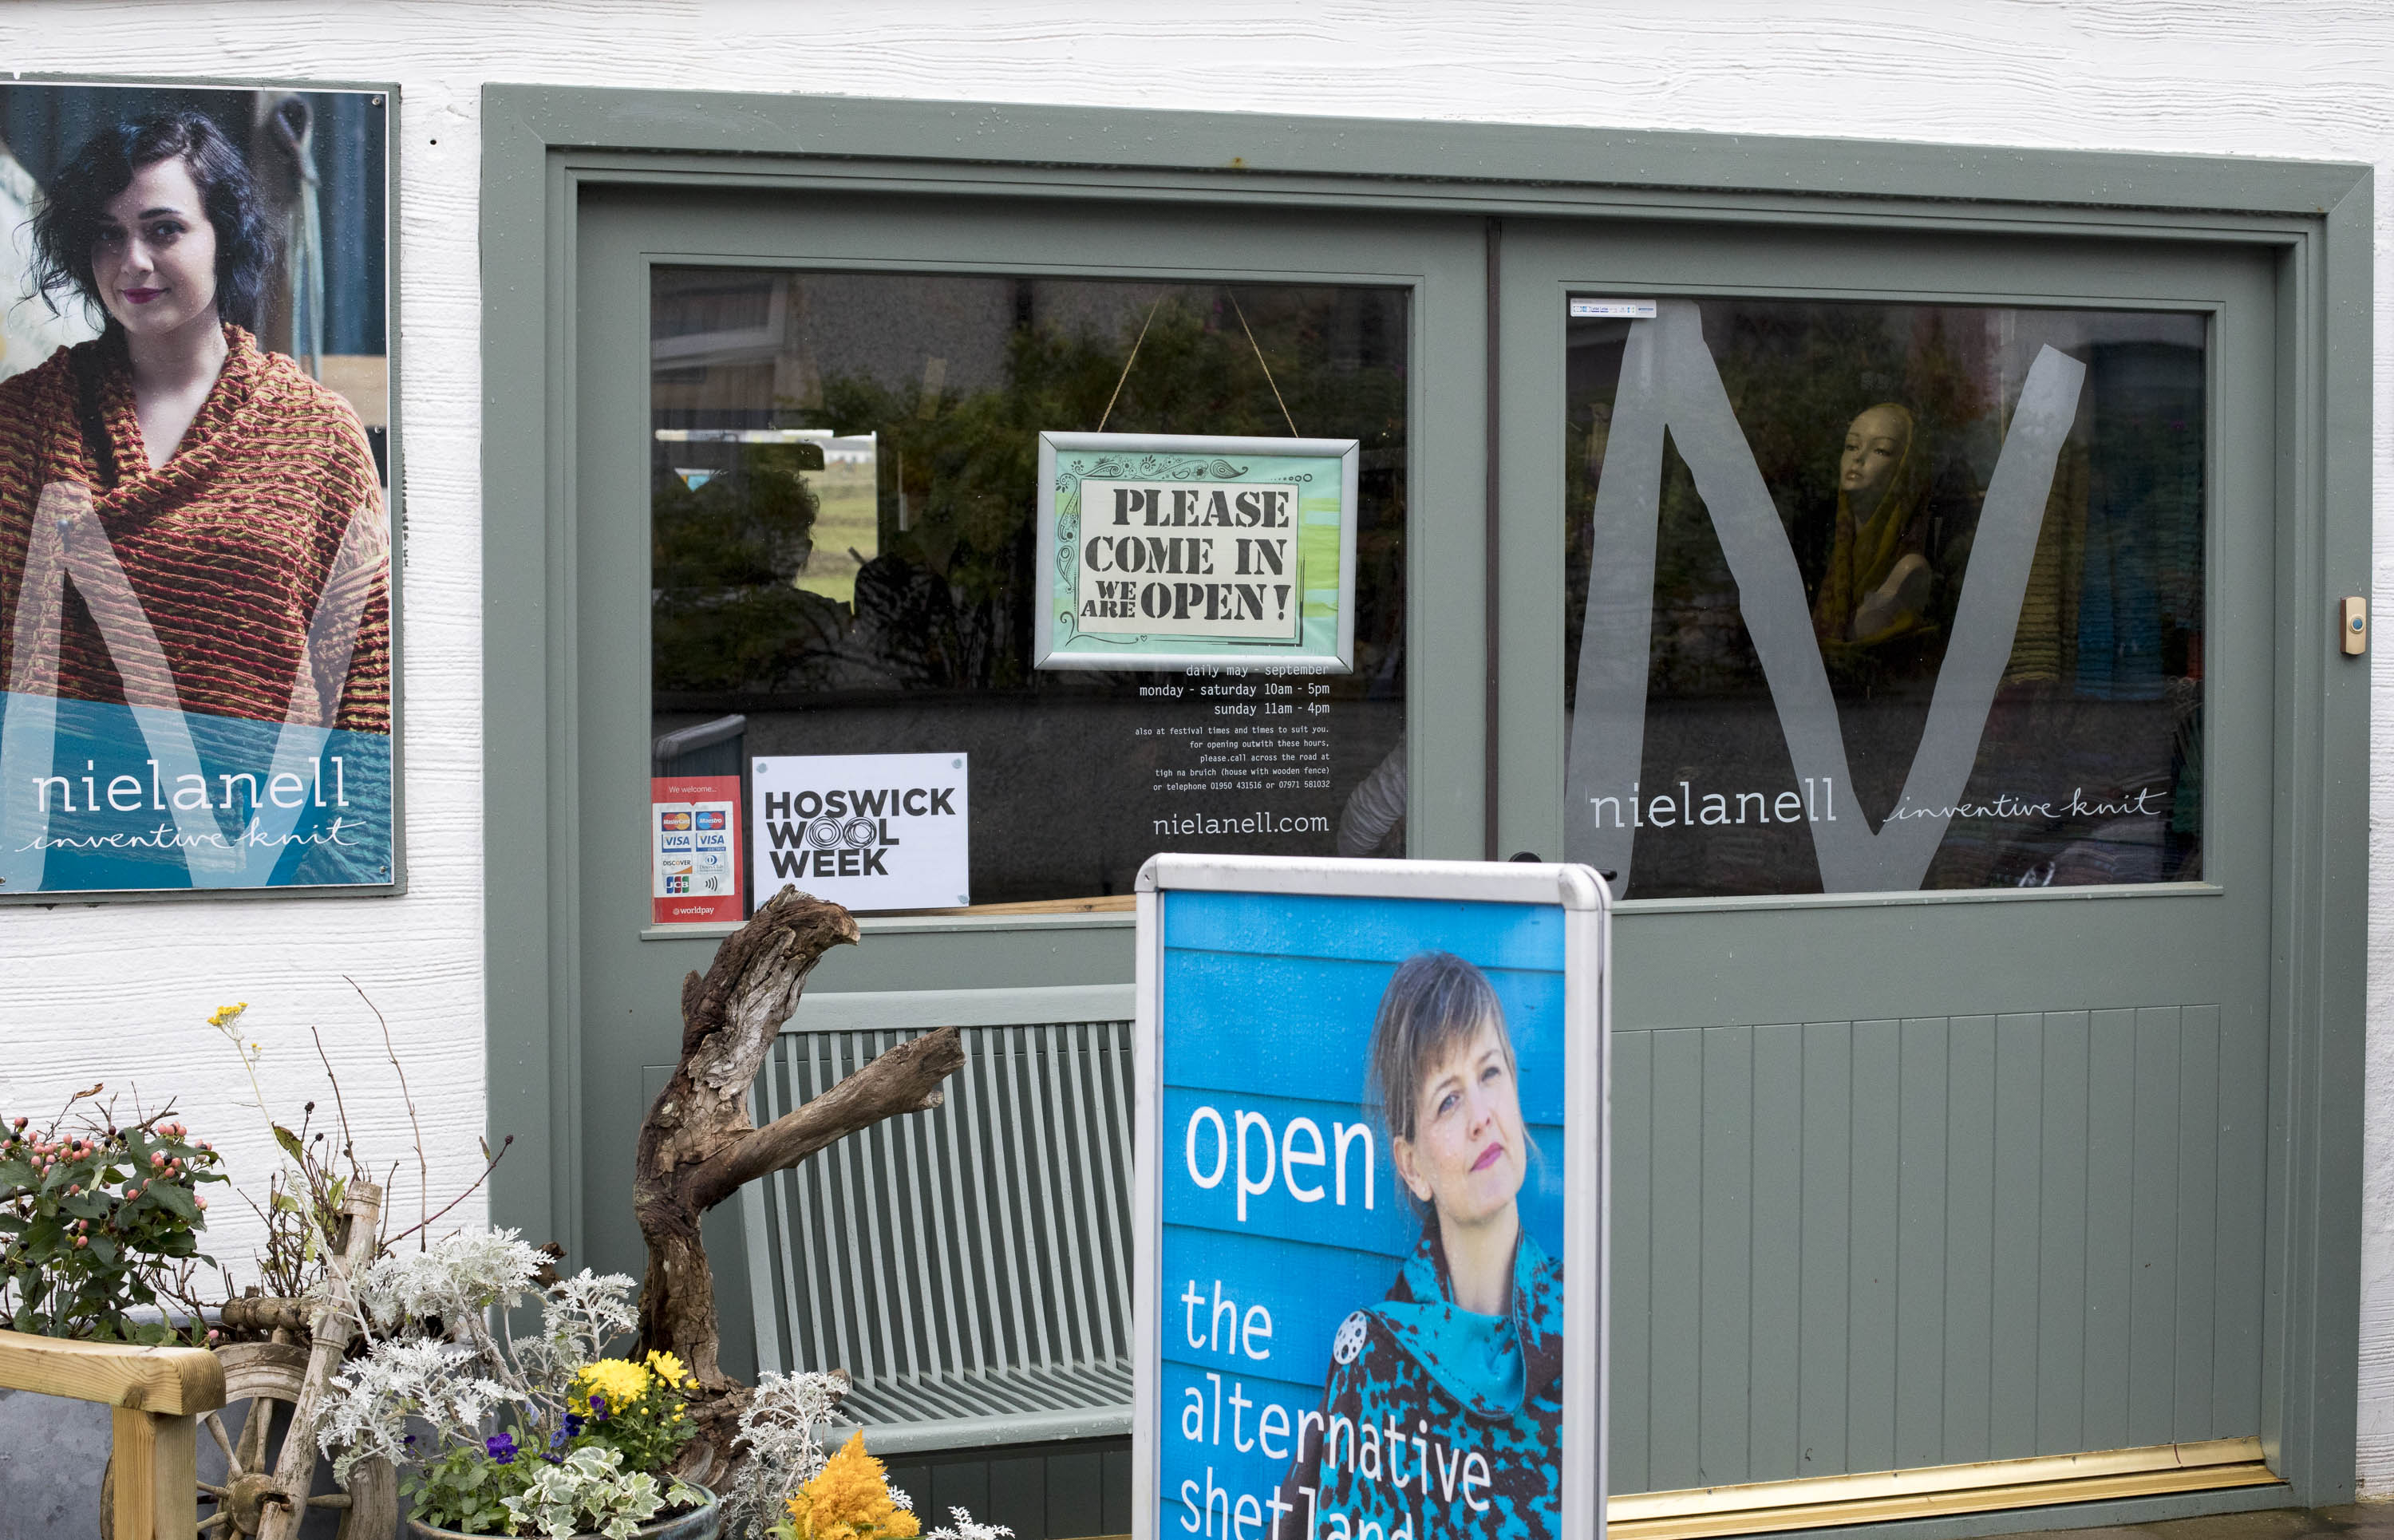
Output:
[
  {"xmin": 1136, "ymin": 853, "xmax": 1608, "ymax": 1540},
  {"xmin": 0, "ymin": 79, "xmax": 395, "ymax": 896}
]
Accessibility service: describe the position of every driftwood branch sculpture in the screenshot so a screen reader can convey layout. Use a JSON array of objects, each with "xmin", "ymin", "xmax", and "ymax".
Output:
[{"xmin": 633, "ymin": 885, "xmax": 965, "ymax": 1392}]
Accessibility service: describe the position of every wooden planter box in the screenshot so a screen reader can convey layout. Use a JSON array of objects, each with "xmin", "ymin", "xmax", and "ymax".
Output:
[{"xmin": 0, "ymin": 1327, "xmax": 224, "ymax": 1540}]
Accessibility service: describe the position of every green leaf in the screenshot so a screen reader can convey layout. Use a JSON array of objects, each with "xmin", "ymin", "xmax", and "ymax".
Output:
[{"xmin": 272, "ymin": 1125, "xmax": 306, "ymax": 1162}]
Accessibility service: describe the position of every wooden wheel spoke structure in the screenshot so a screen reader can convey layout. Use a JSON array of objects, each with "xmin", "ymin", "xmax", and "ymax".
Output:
[{"xmin": 102, "ymin": 1184, "xmax": 397, "ymax": 1540}]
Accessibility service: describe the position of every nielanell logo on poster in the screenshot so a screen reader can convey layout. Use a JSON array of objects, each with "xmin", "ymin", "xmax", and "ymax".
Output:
[{"xmin": 749, "ymin": 752, "xmax": 969, "ymax": 912}]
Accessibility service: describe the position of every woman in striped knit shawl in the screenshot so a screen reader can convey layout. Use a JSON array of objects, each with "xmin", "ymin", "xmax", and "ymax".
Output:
[{"xmin": 0, "ymin": 110, "xmax": 389, "ymax": 888}]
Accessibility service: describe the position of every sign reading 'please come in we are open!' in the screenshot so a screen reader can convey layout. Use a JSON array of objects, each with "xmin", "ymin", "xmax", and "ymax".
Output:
[{"xmin": 1036, "ymin": 432, "xmax": 1361, "ymax": 673}]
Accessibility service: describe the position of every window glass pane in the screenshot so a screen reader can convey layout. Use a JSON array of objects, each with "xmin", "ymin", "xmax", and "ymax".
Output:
[
  {"xmin": 651, "ymin": 271, "xmax": 1408, "ymax": 910},
  {"xmin": 1563, "ymin": 298, "xmax": 2203, "ymax": 897}
]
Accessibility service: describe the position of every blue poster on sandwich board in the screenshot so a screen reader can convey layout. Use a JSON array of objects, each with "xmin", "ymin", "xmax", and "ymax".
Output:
[{"xmin": 1135, "ymin": 855, "xmax": 1608, "ymax": 1540}]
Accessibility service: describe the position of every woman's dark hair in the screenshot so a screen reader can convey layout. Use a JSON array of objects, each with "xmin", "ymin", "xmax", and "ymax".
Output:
[{"xmin": 28, "ymin": 109, "xmax": 277, "ymax": 331}]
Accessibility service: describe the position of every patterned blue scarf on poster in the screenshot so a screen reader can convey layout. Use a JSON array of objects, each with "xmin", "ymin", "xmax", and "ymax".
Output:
[{"xmin": 1277, "ymin": 1228, "xmax": 1565, "ymax": 1540}]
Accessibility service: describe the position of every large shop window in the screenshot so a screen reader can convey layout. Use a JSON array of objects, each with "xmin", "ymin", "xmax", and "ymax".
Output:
[
  {"xmin": 650, "ymin": 270, "xmax": 1409, "ymax": 909},
  {"xmin": 1564, "ymin": 299, "xmax": 2205, "ymax": 898}
]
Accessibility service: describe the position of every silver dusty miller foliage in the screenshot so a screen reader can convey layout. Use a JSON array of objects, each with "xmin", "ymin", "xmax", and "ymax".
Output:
[
  {"xmin": 314, "ymin": 1225, "xmax": 640, "ymax": 1484},
  {"xmin": 721, "ymin": 1368, "xmax": 845, "ymax": 1538},
  {"xmin": 504, "ymin": 1445, "xmax": 701, "ymax": 1540},
  {"xmin": 926, "ymin": 1509, "xmax": 1016, "ymax": 1540}
]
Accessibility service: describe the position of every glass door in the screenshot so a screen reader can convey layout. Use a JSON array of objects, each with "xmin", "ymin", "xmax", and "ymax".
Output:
[
  {"xmin": 571, "ymin": 185, "xmax": 1488, "ymax": 1366},
  {"xmin": 1498, "ymin": 224, "xmax": 2280, "ymax": 1492}
]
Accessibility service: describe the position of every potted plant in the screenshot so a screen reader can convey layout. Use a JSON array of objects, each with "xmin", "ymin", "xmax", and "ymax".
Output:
[
  {"xmin": 715, "ymin": 1371, "xmax": 1013, "ymax": 1540},
  {"xmin": 315, "ymin": 1227, "xmax": 719, "ymax": 1538},
  {"xmin": 0, "ymin": 1087, "xmax": 228, "ymax": 1345},
  {"xmin": 769, "ymin": 1431, "xmax": 919, "ymax": 1540}
]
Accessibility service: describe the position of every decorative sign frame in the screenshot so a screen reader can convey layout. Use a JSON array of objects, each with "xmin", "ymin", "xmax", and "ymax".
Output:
[
  {"xmin": 1035, "ymin": 432, "xmax": 1361, "ymax": 672},
  {"xmin": 1133, "ymin": 853, "xmax": 1610, "ymax": 1540},
  {"xmin": 0, "ymin": 78, "xmax": 399, "ymax": 898}
]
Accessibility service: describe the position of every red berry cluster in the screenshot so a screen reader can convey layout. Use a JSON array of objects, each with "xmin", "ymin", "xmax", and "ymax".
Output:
[{"xmin": 0, "ymin": 1107, "xmax": 229, "ymax": 1342}]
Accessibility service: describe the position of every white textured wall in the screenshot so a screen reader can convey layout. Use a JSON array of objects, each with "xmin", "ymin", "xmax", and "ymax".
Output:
[{"xmin": 3, "ymin": 0, "xmax": 2391, "ymax": 1487}]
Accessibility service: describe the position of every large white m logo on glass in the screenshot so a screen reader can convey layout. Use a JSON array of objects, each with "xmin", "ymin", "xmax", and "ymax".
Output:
[{"xmin": 1566, "ymin": 301, "xmax": 2085, "ymax": 894}]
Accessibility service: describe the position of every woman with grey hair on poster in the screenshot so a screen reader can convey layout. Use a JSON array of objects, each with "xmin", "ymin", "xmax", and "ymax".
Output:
[{"xmin": 1278, "ymin": 950, "xmax": 1565, "ymax": 1540}]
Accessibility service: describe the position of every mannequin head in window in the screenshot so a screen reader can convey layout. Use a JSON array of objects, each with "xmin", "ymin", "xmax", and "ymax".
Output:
[
  {"xmin": 1815, "ymin": 400, "xmax": 1934, "ymax": 650},
  {"xmin": 29, "ymin": 110, "xmax": 275, "ymax": 338},
  {"xmin": 1839, "ymin": 401, "xmax": 1914, "ymax": 521}
]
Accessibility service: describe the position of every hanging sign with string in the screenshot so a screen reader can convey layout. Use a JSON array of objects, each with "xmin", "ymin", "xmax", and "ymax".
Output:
[
  {"xmin": 1035, "ymin": 430, "xmax": 1360, "ymax": 672},
  {"xmin": 1035, "ymin": 297, "xmax": 1360, "ymax": 672}
]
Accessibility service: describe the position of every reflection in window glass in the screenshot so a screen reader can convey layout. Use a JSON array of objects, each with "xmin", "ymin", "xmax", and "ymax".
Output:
[
  {"xmin": 1564, "ymin": 299, "xmax": 2203, "ymax": 897},
  {"xmin": 651, "ymin": 271, "xmax": 1408, "ymax": 909}
]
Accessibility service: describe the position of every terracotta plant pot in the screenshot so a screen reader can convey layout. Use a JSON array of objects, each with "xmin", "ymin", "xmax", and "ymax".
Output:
[{"xmin": 405, "ymin": 1483, "xmax": 721, "ymax": 1540}]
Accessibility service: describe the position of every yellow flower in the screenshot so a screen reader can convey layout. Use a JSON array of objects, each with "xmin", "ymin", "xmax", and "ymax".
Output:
[
  {"xmin": 571, "ymin": 1356, "xmax": 652, "ymax": 1416},
  {"xmin": 785, "ymin": 1432, "xmax": 918, "ymax": 1540},
  {"xmin": 207, "ymin": 1003, "xmax": 248, "ymax": 1029},
  {"xmin": 644, "ymin": 1349, "xmax": 692, "ymax": 1389}
]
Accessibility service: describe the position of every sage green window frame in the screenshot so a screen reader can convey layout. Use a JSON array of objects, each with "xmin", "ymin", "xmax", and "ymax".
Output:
[{"xmin": 480, "ymin": 85, "xmax": 2370, "ymax": 1510}]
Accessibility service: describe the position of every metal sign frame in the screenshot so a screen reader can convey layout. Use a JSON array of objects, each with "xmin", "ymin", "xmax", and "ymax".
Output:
[{"xmin": 1132, "ymin": 852, "xmax": 1610, "ymax": 1540}]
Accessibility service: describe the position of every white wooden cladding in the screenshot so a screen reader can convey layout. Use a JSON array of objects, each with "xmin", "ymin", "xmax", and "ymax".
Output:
[{"xmin": 747, "ymin": 1022, "xmax": 1135, "ymax": 1449}]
